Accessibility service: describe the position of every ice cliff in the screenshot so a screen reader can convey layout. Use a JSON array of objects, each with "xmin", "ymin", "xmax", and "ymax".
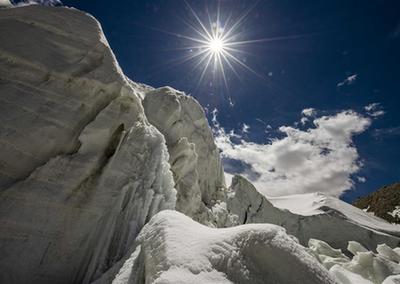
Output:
[
  {"xmin": 0, "ymin": 4, "xmax": 399, "ymax": 284},
  {"xmin": 0, "ymin": 5, "xmax": 176, "ymax": 284}
]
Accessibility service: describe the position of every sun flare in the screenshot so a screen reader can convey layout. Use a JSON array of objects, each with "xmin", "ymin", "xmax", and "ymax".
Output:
[{"xmin": 208, "ymin": 37, "xmax": 224, "ymax": 54}]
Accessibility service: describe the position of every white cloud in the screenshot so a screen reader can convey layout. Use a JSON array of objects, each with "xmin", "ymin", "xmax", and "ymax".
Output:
[
  {"xmin": 364, "ymin": 103, "xmax": 379, "ymax": 112},
  {"xmin": 337, "ymin": 74, "xmax": 357, "ymax": 87},
  {"xmin": 364, "ymin": 103, "xmax": 385, "ymax": 117},
  {"xmin": 241, "ymin": 123, "xmax": 250, "ymax": 133},
  {"xmin": 300, "ymin": 117, "xmax": 309, "ymax": 125},
  {"xmin": 370, "ymin": 110, "xmax": 385, "ymax": 117},
  {"xmin": 214, "ymin": 110, "xmax": 371, "ymax": 197},
  {"xmin": 357, "ymin": 176, "xmax": 366, "ymax": 183},
  {"xmin": 301, "ymin": 108, "xmax": 316, "ymax": 117}
]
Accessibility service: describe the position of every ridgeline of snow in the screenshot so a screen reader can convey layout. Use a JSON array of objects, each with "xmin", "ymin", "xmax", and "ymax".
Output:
[
  {"xmin": 227, "ymin": 175, "xmax": 400, "ymax": 251},
  {"xmin": 0, "ymin": 4, "xmax": 399, "ymax": 284}
]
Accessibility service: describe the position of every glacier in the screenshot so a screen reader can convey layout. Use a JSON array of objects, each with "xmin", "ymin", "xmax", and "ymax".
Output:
[{"xmin": 0, "ymin": 4, "xmax": 399, "ymax": 284}]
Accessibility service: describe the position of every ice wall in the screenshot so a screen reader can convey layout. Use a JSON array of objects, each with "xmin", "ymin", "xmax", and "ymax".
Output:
[
  {"xmin": 143, "ymin": 87, "xmax": 226, "ymax": 224},
  {"xmin": 0, "ymin": 6, "xmax": 175, "ymax": 284}
]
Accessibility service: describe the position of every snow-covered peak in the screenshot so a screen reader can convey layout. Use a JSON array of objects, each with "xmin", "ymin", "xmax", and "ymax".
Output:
[
  {"xmin": 228, "ymin": 175, "xmax": 400, "ymax": 253},
  {"xmin": 268, "ymin": 192, "xmax": 327, "ymax": 216},
  {"xmin": 269, "ymin": 192, "xmax": 400, "ymax": 234}
]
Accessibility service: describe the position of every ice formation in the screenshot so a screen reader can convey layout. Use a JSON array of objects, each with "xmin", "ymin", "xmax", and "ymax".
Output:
[
  {"xmin": 111, "ymin": 210, "xmax": 337, "ymax": 284},
  {"xmin": 228, "ymin": 175, "xmax": 400, "ymax": 251},
  {"xmin": 142, "ymin": 87, "xmax": 226, "ymax": 224},
  {"xmin": 0, "ymin": 4, "xmax": 399, "ymax": 284},
  {"xmin": 0, "ymin": 5, "xmax": 175, "ymax": 284},
  {"xmin": 308, "ymin": 239, "xmax": 400, "ymax": 284}
]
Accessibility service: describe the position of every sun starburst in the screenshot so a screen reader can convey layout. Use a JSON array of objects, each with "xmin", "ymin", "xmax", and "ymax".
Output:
[
  {"xmin": 141, "ymin": 1, "xmax": 318, "ymax": 105},
  {"xmin": 209, "ymin": 37, "xmax": 224, "ymax": 54},
  {"xmin": 174, "ymin": 0, "xmax": 263, "ymax": 96}
]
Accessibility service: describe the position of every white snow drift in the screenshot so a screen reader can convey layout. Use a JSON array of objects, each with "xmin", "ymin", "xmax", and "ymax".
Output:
[{"xmin": 113, "ymin": 210, "xmax": 337, "ymax": 284}]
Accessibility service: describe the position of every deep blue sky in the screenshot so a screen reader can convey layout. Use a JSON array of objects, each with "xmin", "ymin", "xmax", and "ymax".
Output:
[{"xmin": 62, "ymin": 0, "xmax": 400, "ymax": 202}]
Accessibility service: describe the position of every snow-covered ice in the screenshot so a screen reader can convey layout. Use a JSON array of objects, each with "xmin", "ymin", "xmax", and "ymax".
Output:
[
  {"xmin": 143, "ymin": 87, "xmax": 226, "ymax": 225},
  {"xmin": 113, "ymin": 210, "xmax": 337, "ymax": 284},
  {"xmin": 308, "ymin": 238, "xmax": 400, "ymax": 284},
  {"xmin": 228, "ymin": 175, "xmax": 400, "ymax": 251},
  {"xmin": 0, "ymin": 5, "xmax": 175, "ymax": 284}
]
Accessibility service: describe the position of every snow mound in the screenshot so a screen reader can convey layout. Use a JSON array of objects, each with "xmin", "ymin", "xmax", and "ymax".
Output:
[{"xmin": 114, "ymin": 210, "xmax": 337, "ymax": 284}]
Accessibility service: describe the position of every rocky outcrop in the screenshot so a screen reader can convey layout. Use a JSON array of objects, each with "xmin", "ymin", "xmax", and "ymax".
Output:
[
  {"xmin": 227, "ymin": 175, "xmax": 400, "ymax": 252},
  {"xmin": 353, "ymin": 183, "xmax": 400, "ymax": 224}
]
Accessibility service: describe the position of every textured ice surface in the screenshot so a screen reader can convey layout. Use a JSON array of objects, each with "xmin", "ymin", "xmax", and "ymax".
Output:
[
  {"xmin": 113, "ymin": 210, "xmax": 337, "ymax": 284},
  {"xmin": 143, "ymin": 87, "xmax": 227, "ymax": 224},
  {"xmin": 308, "ymin": 239, "xmax": 400, "ymax": 284},
  {"xmin": 0, "ymin": 6, "xmax": 175, "ymax": 284}
]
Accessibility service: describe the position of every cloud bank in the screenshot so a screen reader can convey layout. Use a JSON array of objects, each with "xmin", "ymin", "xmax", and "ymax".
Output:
[{"xmin": 213, "ymin": 109, "xmax": 371, "ymax": 197}]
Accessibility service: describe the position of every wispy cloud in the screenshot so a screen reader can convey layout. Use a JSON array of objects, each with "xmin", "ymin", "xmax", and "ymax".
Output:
[
  {"xmin": 373, "ymin": 126, "xmax": 400, "ymax": 139},
  {"xmin": 389, "ymin": 22, "xmax": 400, "ymax": 39},
  {"xmin": 301, "ymin": 108, "xmax": 316, "ymax": 117},
  {"xmin": 357, "ymin": 176, "xmax": 366, "ymax": 183},
  {"xmin": 213, "ymin": 109, "xmax": 371, "ymax": 197},
  {"xmin": 364, "ymin": 103, "xmax": 385, "ymax": 117},
  {"xmin": 337, "ymin": 74, "xmax": 357, "ymax": 88},
  {"xmin": 241, "ymin": 123, "xmax": 250, "ymax": 133},
  {"xmin": 300, "ymin": 108, "xmax": 316, "ymax": 125}
]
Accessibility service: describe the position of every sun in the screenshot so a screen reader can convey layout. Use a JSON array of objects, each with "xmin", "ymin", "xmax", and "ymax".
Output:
[
  {"xmin": 209, "ymin": 37, "xmax": 224, "ymax": 54},
  {"xmin": 148, "ymin": 1, "xmax": 269, "ymax": 96}
]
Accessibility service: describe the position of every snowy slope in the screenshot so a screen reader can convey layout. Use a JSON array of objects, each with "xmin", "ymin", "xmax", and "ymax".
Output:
[
  {"xmin": 269, "ymin": 193, "xmax": 400, "ymax": 235},
  {"xmin": 228, "ymin": 175, "xmax": 400, "ymax": 251},
  {"xmin": 112, "ymin": 210, "xmax": 337, "ymax": 284}
]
